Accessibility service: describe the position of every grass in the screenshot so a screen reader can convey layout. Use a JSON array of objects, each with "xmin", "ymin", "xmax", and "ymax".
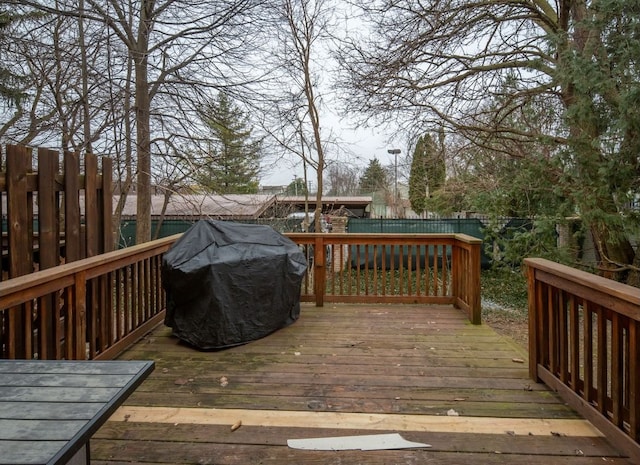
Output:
[
  {"xmin": 480, "ymin": 267, "xmax": 528, "ymax": 313},
  {"xmin": 480, "ymin": 267, "xmax": 529, "ymax": 348},
  {"xmin": 323, "ymin": 265, "xmax": 529, "ymax": 313},
  {"xmin": 325, "ymin": 268, "xmax": 449, "ymax": 296}
]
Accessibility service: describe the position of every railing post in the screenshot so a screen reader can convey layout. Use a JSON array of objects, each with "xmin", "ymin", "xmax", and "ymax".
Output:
[
  {"xmin": 468, "ymin": 240, "xmax": 481, "ymax": 325},
  {"xmin": 313, "ymin": 235, "xmax": 325, "ymax": 307},
  {"xmin": 526, "ymin": 262, "xmax": 540, "ymax": 381},
  {"xmin": 451, "ymin": 243, "xmax": 460, "ymax": 303},
  {"xmin": 630, "ymin": 321, "xmax": 640, "ymax": 442},
  {"xmin": 74, "ymin": 271, "xmax": 87, "ymax": 360}
]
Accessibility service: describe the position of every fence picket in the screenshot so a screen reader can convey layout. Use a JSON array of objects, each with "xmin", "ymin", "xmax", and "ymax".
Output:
[{"xmin": 64, "ymin": 150, "xmax": 81, "ymax": 262}]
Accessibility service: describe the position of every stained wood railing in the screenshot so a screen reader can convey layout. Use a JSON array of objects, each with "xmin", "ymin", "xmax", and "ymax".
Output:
[
  {"xmin": 288, "ymin": 233, "xmax": 482, "ymax": 324},
  {"xmin": 526, "ymin": 258, "xmax": 640, "ymax": 463},
  {"xmin": 0, "ymin": 236, "xmax": 177, "ymax": 360},
  {"xmin": 0, "ymin": 232, "xmax": 481, "ymax": 360}
]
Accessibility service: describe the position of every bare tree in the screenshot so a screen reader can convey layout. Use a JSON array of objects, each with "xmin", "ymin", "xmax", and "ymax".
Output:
[
  {"xmin": 266, "ymin": 0, "xmax": 336, "ymax": 232},
  {"xmin": 340, "ymin": 0, "xmax": 639, "ymax": 283},
  {"xmin": 9, "ymin": 0, "xmax": 267, "ymax": 244},
  {"xmin": 325, "ymin": 162, "xmax": 361, "ymax": 196}
]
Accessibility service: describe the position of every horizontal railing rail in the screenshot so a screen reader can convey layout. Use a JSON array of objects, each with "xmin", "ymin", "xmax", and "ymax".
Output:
[
  {"xmin": 0, "ymin": 232, "xmax": 481, "ymax": 360},
  {"xmin": 526, "ymin": 257, "xmax": 640, "ymax": 463},
  {"xmin": 287, "ymin": 233, "xmax": 482, "ymax": 324}
]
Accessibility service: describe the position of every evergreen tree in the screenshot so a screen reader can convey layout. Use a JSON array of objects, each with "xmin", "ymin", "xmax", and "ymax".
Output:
[
  {"xmin": 285, "ymin": 177, "xmax": 308, "ymax": 195},
  {"xmin": 194, "ymin": 92, "xmax": 261, "ymax": 194},
  {"xmin": 452, "ymin": 77, "xmax": 572, "ymax": 220},
  {"xmin": 557, "ymin": 0, "xmax": 640, "ymax": 279},
  {"xmin": 408, "ymin": 133, "xmax": 445, "ymax": 215},
  {"xmin": 0, "ymin": 9, "xmax": 29, "ymax": 105},
  {"xmin": 359, "ymin": 158, "xmax": 389, "ymax": 192}
]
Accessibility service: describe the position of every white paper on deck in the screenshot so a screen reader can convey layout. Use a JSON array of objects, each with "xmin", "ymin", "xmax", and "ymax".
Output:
[{"xmin": 287, "ymin": 432, "xmax": 432, "ymax": 451}]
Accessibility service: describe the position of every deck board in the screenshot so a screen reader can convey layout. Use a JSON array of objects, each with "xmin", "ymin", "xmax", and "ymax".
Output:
[{"xmin": 92, "ymin": 303, "xmax": 634, "ymax": 464}]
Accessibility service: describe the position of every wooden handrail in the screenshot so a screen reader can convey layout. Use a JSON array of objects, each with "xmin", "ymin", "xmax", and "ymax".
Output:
[
  {"xmin": 526, "ymin": 257, "xmax": 640, "ymax": 462},
  {"xmin": 0, "ymin": 232, "xmax": 482, "ymax": 361}
]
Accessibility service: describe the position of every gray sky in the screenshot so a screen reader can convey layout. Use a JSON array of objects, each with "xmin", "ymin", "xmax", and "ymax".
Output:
[{"xmin": 261, "ymin": 115, "xmax": 400, "ymax": 187}]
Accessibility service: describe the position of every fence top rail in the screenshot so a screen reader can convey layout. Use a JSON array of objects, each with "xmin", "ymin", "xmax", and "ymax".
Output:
[
  {"xmin": 0, "ymin": 234, "xmax": 181, "ymax": 301},
  {"xmin": 525, "ymin": 257, "xmax": 640, "ymax": 310}
]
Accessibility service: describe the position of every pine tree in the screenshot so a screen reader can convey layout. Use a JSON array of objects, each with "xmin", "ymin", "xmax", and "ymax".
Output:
[
  {"xmin": 359, "ymin": 158, "xmax": 389, "ymax": 192},
  {"xmin": 408, "ymin": 134, "xmax": 446, "ymax": 216},
  {"xmin": 0, "ymin": 9, "xmax": 28, "ymax": 105},
  {"xmin": 194, "ymin": 92, "xmax": 261, "ymax": 194}
]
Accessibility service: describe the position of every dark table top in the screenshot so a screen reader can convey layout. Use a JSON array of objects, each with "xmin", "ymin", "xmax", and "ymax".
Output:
[{"xmin": 0, "ymin": 359, "xmax": 154, "ymax": 465}]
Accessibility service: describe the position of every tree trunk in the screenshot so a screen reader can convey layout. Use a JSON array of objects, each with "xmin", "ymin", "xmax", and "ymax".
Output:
[
  {"xmin": 590, "ymin": 220, "xmax": 636, "ymax": 283},
  {"xmin": 304, "ymin": 52, "xmax": 324, "ymax": 232},
  {"xmin": 78, "ymin": 0, "xmax": 92, "ymax": 154},
  {"xmin": 153, "ymin": 188, "xmax": 172, "ymax": 240},
  {"xmin": 111, "ymin": 54, "xmax": 135, "ymax": 247},
  {"xmin": 133, "ymin": 0, "xmax": 154, "ymax": 244},
  {"xmin": 628, "ymin": 249, "xmax": 640, "ymax": 288},
  {"xmin": 134, "ymin": 57, "xmax": 152, "ymax": 244},
  {"xmin": 52, "ymin": 14, "xmax": 70, "ymax": 151}
]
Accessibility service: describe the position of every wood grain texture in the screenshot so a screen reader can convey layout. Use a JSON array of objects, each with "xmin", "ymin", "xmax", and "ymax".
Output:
[{"xmin": 93, "ymin": 303, "xmax": 634, "ymax": 464}]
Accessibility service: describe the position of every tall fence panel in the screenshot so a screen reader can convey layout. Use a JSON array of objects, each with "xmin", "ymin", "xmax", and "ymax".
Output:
[{"xmin": 0, "ymin": 145, "xmax": 113, "ymax": 359}]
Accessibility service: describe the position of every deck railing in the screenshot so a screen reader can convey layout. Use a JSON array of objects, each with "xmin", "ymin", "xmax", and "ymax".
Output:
[
  {"xmin": 0, "ymin": 232, "xmax": 481, "ymax": 360},
  {"xmin": 526, "ymin": 258, "xmax": 640, "ymax": 462},
  {"xmin": 288, "ymin": 233, "xmax": 482, "ymax": 324},
  {"xmin": 0, "ymin": 236, "xmax": 177, "ymax": 360}
]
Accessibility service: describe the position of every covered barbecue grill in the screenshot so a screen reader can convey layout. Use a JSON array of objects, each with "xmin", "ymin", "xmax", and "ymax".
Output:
[{"xmin": 162, "ymin": 219, "xmax": 307, "ymax": 349}]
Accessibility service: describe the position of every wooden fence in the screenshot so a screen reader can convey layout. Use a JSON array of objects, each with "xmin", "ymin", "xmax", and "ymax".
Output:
[
  {"xmin": 0, "ymin": 233, "xmax": 482, "ymax": 360},
  {"xmin": 1, "ymin": 145, "xmax": 113, "ymax": 274},
  {"xmin": 526, "ymin": 258, "xmax": 640, "ymax": 463},
  {"xmin": 0, "ymin": 145, "xmax": 114, "ymax": 358}
]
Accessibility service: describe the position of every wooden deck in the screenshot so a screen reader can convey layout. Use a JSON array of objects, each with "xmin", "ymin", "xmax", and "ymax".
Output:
[{"xmin": 92, "ymin": 304, "xmax": 633, "ymax": 464}]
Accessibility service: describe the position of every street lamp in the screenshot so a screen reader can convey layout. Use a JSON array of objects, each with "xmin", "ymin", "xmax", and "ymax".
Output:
[{"xmin": 387, "ymin": 149, "xmax": 401, "ymax": 217}]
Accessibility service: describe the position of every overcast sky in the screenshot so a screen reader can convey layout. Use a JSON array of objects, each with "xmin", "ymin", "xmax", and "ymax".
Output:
[
  {"xmin": 257, "ymin": 2, "xmax": 405, "ymax": 188},
  {"xmin": 260, "ymin": 120, "xmax": 399, "ymax": 187}
]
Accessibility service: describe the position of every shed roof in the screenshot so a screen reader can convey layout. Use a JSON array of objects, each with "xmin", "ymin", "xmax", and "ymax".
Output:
[
  {"xmin": 118, "ymin": 194, "xmax": 276, "ymax": 219},
  {"xmin": 275, "ymin": 195, "xmax": 372, "ymax": 217},
  {"xmin": 277, "ymin": 195, "xmax": 372, "ymax": 206}
]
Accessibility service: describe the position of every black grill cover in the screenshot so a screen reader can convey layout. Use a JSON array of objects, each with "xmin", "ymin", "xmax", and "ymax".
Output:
[{"xmin": 162, "ymin": 220, "xmax": 307, "ymax": 349}]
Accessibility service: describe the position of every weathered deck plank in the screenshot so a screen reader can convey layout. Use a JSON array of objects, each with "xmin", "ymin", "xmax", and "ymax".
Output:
[
  {"xmin": 93, "ymin": 425, "xmax": 628, "ymax": 464},
  {"xmin": 93, "ymin": 304, "xmax": 634, "ymax": 464}
]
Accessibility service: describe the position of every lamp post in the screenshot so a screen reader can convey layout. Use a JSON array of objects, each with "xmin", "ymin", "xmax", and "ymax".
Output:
[{"xmin": 387, "ymin": 149, "xmax": 401, "ymax": 217}]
